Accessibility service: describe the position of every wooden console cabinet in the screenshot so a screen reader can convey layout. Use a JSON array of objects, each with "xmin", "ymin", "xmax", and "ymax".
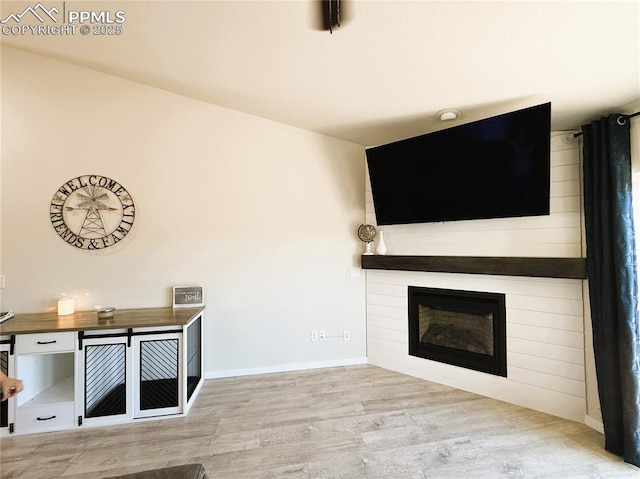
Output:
[{"xmin": 0, "ymin": 307, "xmax": 204, "ymax": 435}]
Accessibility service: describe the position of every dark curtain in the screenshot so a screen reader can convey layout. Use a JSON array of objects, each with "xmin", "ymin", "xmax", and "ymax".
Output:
[{"xmin": 582, "ymin": 114, "xmax": 640, "ymax": 467}]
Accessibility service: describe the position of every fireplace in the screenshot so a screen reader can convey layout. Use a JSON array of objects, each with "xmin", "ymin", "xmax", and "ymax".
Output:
[{"xmin": 408, "ymin": 286, "xmax": 507, "ymax": 377}]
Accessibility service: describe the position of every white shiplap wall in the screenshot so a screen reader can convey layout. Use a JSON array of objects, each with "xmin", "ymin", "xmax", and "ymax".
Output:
[{"xmin": 365, "ymin": 132, "xmax": 587, "ymax": 422}]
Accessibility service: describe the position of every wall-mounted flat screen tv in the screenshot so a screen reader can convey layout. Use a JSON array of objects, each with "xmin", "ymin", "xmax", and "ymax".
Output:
[{"xmin": 366, "ymin": 102, "xmax": 551, "ymax": 226}]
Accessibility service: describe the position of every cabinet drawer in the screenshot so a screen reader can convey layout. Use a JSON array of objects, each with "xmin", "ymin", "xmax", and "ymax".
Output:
[
  {"xmin": 17, "ymin": 332, "xmax": 76, "ymax": 353},
  {"xmin": 16, "ymin": 403, "xmax": 74, "ymax": 434}
]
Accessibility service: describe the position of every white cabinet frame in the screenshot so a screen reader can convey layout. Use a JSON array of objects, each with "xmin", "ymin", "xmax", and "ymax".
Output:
[
  {"xmin": 76, "ymin": 333, "xmax": 133, "ymax": 428},
  {"xmin": 0, "ymin": 336, "xmax": 16, "ymax": 436},
  {"xmin": 2, "ymin": 309, "xmax": 204, "ymax": 435}
]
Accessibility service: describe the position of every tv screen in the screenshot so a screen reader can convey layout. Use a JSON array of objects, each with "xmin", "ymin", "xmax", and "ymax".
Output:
[{"xmin": 366, "ymin": 103, "xmax": 551, "ymax": 225}]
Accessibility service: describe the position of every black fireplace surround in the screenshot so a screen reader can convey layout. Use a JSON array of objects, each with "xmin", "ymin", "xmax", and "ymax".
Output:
[{"xmin": 408, "ymin": 286, "xmax": 507, "ymax": 377}]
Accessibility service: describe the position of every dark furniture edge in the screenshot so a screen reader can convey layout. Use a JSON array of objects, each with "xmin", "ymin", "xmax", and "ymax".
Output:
[{"xmin": 361, "ymin": 255, "xmax": 587, "ymax": 279}]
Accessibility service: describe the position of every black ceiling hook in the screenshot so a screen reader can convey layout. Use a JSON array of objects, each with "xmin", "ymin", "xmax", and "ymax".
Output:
[{"xmin": 323, "ymin": 0, "xmax": 341, "ymax": 33}]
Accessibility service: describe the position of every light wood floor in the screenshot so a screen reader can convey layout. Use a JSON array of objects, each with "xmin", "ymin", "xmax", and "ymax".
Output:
[{"xmin": 1, "ymin": 365, "xmax": 639, "ymax": 478}]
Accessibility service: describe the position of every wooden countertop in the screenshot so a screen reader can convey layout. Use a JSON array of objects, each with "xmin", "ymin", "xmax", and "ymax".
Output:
[{"xmin": 0, "ymin": 307, "xmax": 205, "ymax": 335}]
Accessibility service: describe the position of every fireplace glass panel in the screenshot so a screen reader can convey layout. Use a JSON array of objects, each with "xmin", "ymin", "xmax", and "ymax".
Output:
[{"xmin": 418, "ymin": 306, "xmax": 494, "ymax": 356}]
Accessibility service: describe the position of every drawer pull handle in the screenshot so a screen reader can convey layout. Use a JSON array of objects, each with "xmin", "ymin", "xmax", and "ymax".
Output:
[
  {"xmin": 36, "ymin": 415, "xmax": 57, "ymax": 421},
  {"xmin": 36, "ymin": 340, "xmax": 57, "ymax": 345}
]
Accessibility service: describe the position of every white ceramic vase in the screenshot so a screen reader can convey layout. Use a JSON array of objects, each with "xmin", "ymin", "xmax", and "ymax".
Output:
[{"xmin": 376, "ymin": 231, "xmax": 387, "ymax": 255}]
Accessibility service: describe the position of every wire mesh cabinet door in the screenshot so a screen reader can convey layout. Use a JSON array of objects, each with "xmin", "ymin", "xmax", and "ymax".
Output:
[
  {"xmin": 132, "ymin": 332, "xmax": 182, "ymax": 418},
  {"xmin": 78, "ymin": 336, "xmax": 133, "ymax": 426},
  {"xmin": 183, "ymin": 315, "xmax": 203, "ymax": 415},
  {"xmin": 0, "ymin": 338, "xmax": 16, "ymax": 435}
]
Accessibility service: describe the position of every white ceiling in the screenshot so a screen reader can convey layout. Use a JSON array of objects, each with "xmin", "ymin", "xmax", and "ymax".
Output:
[{"xmin": 2, "ymin": 0, "xmax": 639, "ymax": 146}]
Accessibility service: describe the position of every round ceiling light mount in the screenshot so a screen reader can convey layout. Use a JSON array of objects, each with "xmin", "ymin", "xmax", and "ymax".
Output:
[{"xmin": 437, "ymin": 109, "xmax": 462, "ymax": 121}]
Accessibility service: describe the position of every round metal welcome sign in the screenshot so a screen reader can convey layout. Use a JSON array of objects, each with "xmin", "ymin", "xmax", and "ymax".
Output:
[{"xmin": 50, "ymin": 175, "xmax": 136, "ymax": 250}]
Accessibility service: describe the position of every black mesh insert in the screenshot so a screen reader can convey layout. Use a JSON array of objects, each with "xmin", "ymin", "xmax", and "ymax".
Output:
[
  {"xmin": 85, "ymin": 343, "xmax": 126, "ymax": 418},
  {"xmin": 140, "ymin": 339, "xmax": 178, "ymax": 410},
  {"xmin": 1, "ymin": 351, "xmax": 7, "ymax": 427}
]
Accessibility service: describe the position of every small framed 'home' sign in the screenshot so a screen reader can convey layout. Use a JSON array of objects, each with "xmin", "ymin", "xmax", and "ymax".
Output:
[{"xmin": 172, "ymin": 286, "xmax": 204, "ymax": 308}]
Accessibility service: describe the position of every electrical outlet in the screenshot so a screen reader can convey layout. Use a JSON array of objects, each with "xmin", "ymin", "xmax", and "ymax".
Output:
[
  {"xmin": 319, "ymin": 330, "xmax": 326, "ymax": 340},
  {"xmin": 0, "ymin": 275, "xmax": 4, "ymax": 289},
  {"xmin": 343, "ymin": 330, "xmax": 351, "ymax": 341},
  {"xmin": 350, "ymin": 267, "xmax": 361, "ymax": 277},
  {"xmin": 311, "ymin": 330, "xmax": 319, "ymax": 341}
]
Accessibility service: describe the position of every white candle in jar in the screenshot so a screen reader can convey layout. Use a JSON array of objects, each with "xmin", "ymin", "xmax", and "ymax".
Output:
[{"xmin": 57, "ymin": 297, "xmax": 75, "ymax": 316}]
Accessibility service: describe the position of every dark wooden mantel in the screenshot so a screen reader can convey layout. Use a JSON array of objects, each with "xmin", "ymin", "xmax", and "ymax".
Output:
[{"xmin": 361, "ymin": 255, "xmax": 587, "ymax": 279}]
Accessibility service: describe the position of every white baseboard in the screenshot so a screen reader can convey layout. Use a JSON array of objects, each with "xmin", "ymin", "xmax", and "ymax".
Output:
[
  {"xmin": 584, "ymin": 414, "xmax": 604, "ymax": 434},
  {"xmin": 205, "ymin": 357, "xmax": 369, "ymax": 379}
]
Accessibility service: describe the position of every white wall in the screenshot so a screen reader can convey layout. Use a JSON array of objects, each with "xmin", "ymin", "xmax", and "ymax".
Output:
[
  {"xmin": 365, "ymin": 131, "xmax": 589, "ymax": 422},
  {"xmin": 1, "ymin": 46, "xmax": 367, "ymax": 376}
]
